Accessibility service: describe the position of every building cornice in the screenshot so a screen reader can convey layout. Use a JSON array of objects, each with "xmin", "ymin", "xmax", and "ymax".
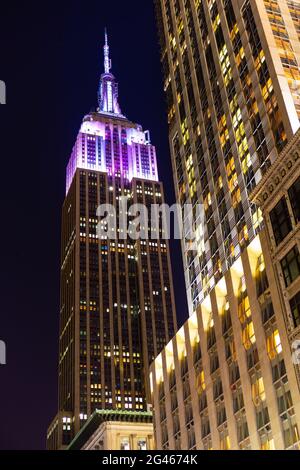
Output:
[{"xmin": 250, "ymin": 130, "xmax": 300, "ymax": 210}]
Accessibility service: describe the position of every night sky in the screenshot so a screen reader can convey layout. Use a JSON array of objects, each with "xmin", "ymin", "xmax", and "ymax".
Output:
[{"xmin": 0, "ymin": 0, "xmax": 188, "ymax": 450}]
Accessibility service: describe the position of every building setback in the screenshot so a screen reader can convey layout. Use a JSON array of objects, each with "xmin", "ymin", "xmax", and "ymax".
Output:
[
  {"xmin": 68, "ymin": 410, "xmax": 154, "ymax": 451},
  {"xmin": 47, "ymin": 33, "xmax": 177, "ymax": 450},
  {"xmin": 151, "ymin": 0, "xmax": 300, "ymax": 450}
]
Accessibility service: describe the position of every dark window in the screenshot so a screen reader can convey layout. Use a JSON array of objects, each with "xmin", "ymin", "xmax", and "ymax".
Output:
[
  {"xmin": 270, "ymin": 197, "xmax": 292, "ymax": 245},
  {"xmin": 290, "ymin": 291, "xmax": 300, "ymax": 328},
  {"xmin": 288, "ymin": 176, "xmax": 300, "ymax": 224},
  {"xmin": 280, "ymin": 246, "xmax": 300, "ymax": 287},
  {"xmin": 261, "ymin": 302, "xmax": 275, "ymax": 324}
]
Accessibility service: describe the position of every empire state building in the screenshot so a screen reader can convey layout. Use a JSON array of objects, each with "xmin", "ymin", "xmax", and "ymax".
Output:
[{"xmin": 47, "ymin": 33, "xmax": 177, "ymax": 450}]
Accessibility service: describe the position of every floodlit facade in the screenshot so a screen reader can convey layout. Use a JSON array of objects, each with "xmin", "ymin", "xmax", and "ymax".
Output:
[
  {"xmin": 151, "ymin": 0, "xmax": 300, "ymax": 451},
  {"xmin": 251, "ymin": 128, "xmax": 300, "ymax": 388},
  {"xmin": 155, "ymin": 0, "xmax": 300, "ymax": 315},
  {"xmin": 150, "ymin": 233, "xmax": 300, "ymax": 450},
  {"xmin": 47, "ymin": 33, "xmax": 177, "ymax": 450}
]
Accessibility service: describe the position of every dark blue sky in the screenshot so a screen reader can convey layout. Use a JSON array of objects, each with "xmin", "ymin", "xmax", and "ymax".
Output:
[{"xmin": 0, "ymin": 0, "xmax": 188, "ymax": 449}]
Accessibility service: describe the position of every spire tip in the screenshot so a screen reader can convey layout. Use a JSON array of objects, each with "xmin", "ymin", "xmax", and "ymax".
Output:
[{"xmin": 103, "ymin": 27, "xmax": 111, "ymax": 74}]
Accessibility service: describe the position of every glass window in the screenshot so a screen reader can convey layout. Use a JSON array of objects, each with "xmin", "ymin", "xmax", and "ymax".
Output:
[
  {"xmin": 252, "ymin": 377, "xmax": 266, "ymax": 405},
  {"xmin": 242, "ymin": 322, "xmax": 256, "ymax": 350},
  {"xmin": 290, "ymin": 291, "xmax": 300, "ymax": 328},
  {"xmin": 288, "ymin": 176, "xmax": 300, "ymax": 224},
  {"xmin": 267, "ymin": 329, "xmax": 282, "ymax": 360},
  {"xmin": 261, "ymin": 438, "xmax": 275, "ymax": 450},
  {"xmin": 137, "ymin": 439, "xmax": 147, "ymax": 451},
  {"xmin": 280, "ymin": 246, "xmax": 300, "ymax": 287},
  {"xmin": 120, "ymin": 437, "xmax": 130, "ymax": 450},
  {"xmin": 270, "ymin": 197, "xmax": 292, "ymax": 245},
  {"xmin": 256, "ymin": 255, "xmax": 269, "ymax": 296}
]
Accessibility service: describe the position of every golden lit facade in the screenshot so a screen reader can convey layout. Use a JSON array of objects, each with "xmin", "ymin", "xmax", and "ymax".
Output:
[
  {"xmin": 155, "ymin": 0, "xmax": 300, "ymax": 315},
  {"xmin": 152, "ymin": 0, "xmax": 300, "ymax": 451},
  {"xmin": 150, "ymin": 235, "xmax": 300, "ymax": 450},
  {"xmin": 251, "ymin": 128, "xmax": 300, "ymax": 390}
]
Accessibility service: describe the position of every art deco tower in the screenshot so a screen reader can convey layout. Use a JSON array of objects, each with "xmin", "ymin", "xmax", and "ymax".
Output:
[
  {"xmin": 150, "ymin": 0, "xmax": 300, "ymax": 450},
  {"xmin": 47, "ymin": 33, "xmax": 177, "ymax": 450}
]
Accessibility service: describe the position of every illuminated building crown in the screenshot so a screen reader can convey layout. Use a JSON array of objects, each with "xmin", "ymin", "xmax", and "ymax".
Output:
[{"xmin": 65, "ymin": 31, "xmax": 159, "ymax": 194}]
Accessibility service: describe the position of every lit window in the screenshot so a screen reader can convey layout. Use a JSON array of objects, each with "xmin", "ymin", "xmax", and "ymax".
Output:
[
  {"xmin": 251, "ymin": 377, "xmax": 266, "ymax": 405},
  {"xmin": 261, "ymin": 438, "xmax": 275, "ymax": 450},
  {"xmin": 137, "ymin": 439, "xmax": 147, "ymax": 451},
  {"xmin": 267, "ymin": 330, "xmax": 282, "ymax": 360},
  {"xmin": 120, "ymin": 438, "xmax": 130, "ymax": 451},
  {"xmin": 196, "ymin": 370, "xmax": 206, "ymax": 394},
  {"xmin": 242, "ymin": 322, "xmax": 256, "ymax": 350}
]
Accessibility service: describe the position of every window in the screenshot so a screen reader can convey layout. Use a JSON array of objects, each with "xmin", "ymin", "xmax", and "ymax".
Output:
[
  {"xmin": 290, "ymin": 291, "xmax": 300, "ymax": 327},
  {"xmin": 280, "ymin": 246, "xmax": 300, "ymax": 287},
  {"xmin": 283, "ymin": 423, "xmax": 300, "ymax": 449},
  {"xmin": 270, "ymin": 197, "xmax": 292, "ymax": 245},
  {"xmin": 213, "ymin": 377, "xmax": 223, "ymax": 400},
  {"xmin": 238, "ymin": 295, "xmax": 251, "ymax": 323},
  {"xmin": 220, "ymin": 434, "xmax": 231, "ymax": 450},
  {"xmin": 242, "ymin": 322, "xmax": 256, "ymax": 350},
  {"xmin": 256, "ymin": 255, "xmax": 269, "ymax": 296},
  {"xmin": 217, "ymin": 404, "xmax": 227, "ymax": 426},
  {"xmin": 272, "ymin": 358, "xmax": 287, "ymax": 383},
  {"xmin": 207, "ymin": 323, "xmax": 216, "ymax": 349},
  {"xmin": 120, "ymin": 437, "xmax": 130, "ymax": 450},
  {"xmin": 233, "ymin": 388, "xmax": 245, "ymax": 413},
  {"xmin": 222, "ymin": 303, "xmax": 232, "ymax": 333},
  {"xmin": 181, "ymin": 355, "xmax": 188, "ymax": 376},
  {"xmin": 196, "ymin": 370, "xmax": 206, "ymax": 394},
  {"xmin": 193, "ymin": 341, "xmax": 202, "ymax": 363},
  {"xmin": 267, "ymin": 330, "xmax": 282, "ymax": 360},
  {"xmin": 137, "ymin": 439, "xmax": 147, "ymax": 451},
  {"xmin": 261, "ymin": 302, "xmax": 275, "ymax": 324},
  {"xmin": 261, "ymin": 438, "xmax": 275, "ymax": 450},
  {"xmin": 201, "ymin": 414, "xmax": 211, "ymax": 438},
  {"xmin": 256, "ymin": 406, "xmax": 270, "ymax": 430},
  {"xmin": 288, "ymin": 176, "xmax": 300, "ymax": 223},
  {"xmin": 251, "ymin": 377, "xmax": 266, "ymax": 406},
  {"xmin": 237, "ymin": 415, "xmax": 249, "ymax": 443}
]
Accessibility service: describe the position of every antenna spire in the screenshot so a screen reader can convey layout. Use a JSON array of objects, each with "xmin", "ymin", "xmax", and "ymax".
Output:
[{"xmin": 104, "ymin": 28, "xmax": 111, "ymax": 74}]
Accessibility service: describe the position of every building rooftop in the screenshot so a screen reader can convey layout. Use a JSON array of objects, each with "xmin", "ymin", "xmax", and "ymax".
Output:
[{"xmin": 68, "ymin": 410, "xmax": 153, "ymax": 450}]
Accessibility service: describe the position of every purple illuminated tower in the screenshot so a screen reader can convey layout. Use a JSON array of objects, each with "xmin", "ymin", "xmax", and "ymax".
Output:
[{"xmin": 47, "ymin": 32, "xmax": 177, "ymax": 450}]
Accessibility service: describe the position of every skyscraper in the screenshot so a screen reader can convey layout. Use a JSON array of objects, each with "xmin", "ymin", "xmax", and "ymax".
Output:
[
  {"xmin": 47, "ymin": 32, "xmax": 177, "ymax": 450},
  {"xmin": 155, "ymin": 0, "xmax": 300, "ymax": 314},
  {"xmin": 150, "ymin": 0, "xmax": 300, "ymax": 450}
]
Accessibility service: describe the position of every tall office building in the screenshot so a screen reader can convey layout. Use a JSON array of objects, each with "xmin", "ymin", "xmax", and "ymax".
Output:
[
  {"xmin": 150, "ymin": 0, "xmax": 300, "ymax": 450},
  {"xmin": 155, "ymin": 0, "xmax": 300, "ymax": 314},
  {"xmin": 150, "ymin": 131, "xmax": 300, "ymax": 451},
  {"xmin": 47, "ymin": 33, "xmax": 177, "ymax": 450}
]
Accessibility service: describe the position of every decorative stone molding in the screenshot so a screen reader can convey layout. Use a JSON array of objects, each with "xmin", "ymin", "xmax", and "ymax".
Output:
[{"xmin": 251, "ymin": 130, "xmax": 300, "ymax": 210}]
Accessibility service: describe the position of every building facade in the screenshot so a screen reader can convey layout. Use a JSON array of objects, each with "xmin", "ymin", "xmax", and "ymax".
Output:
[
  {"xmin": 68, "ymin": 411, "xmax": 154, "ymax": 451},
  {"xmin": 155, "ymin": 0, "xmax": 300, "ymax": 315},
  {"xmin": 150, "ymin": 0, "xmax": 300, "ymax": 451},
  {"xmin": 150, "ymin": 231, "xmax": 300, "ymax": 449},
  {"xmin": 251, "ymin": 128, "xmax": 300, "ymax": 388},
  {"xmin": 47, "ymin": 34, "xmax": 177, "ymax": 450}
]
